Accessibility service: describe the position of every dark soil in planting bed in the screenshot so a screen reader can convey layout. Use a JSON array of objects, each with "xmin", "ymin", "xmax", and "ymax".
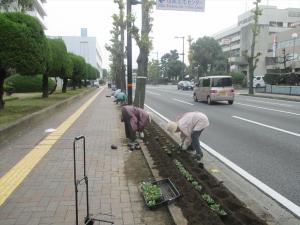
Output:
[{"xmin": 143, "ymin": 122, "xmax": 267, "ymax": 225}]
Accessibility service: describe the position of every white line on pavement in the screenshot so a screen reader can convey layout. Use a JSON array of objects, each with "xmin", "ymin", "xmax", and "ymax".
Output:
[
  {"xmin": 173, "ymin": 98, "xmax": 194, "ymax": 106},
  {"xmin": 236, "ymin": 103, "xmax": 300, "ymax": 116},
  {"xmin": 145, "ymin": 104, "xmax": 170, "ymax": 122},
  {"xmin": 238, "ymin": 99, "xmax": 292, "ymax": 107},
  {"xmin": 146, "ymin": 91, "xmax": 161, "ymax": 96},
  {"xmin": 232, "ymin": 116, "xmax": 300, "ymax": 137},
  {"xmin": 144, "ymin": 104, "xmax": 300, "ymax": 218}
]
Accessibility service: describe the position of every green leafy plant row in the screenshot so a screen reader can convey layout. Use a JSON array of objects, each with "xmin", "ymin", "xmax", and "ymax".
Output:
[
  {"xmin": 174, "ymin": 160, "xmax": 227, "ymax": 216},
  {"xmin": 141, "ymin": 181, "xmax": 162, "ymax": 208}
]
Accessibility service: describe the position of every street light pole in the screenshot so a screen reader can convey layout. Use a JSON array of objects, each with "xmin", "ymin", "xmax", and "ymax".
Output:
[
  {"xmin": 292, "ymin": 32, "xmax": 298, "ymax": 73},
  {"xmin": 175, "ymin": 36, "xmax": 185, "ymax": 81}
]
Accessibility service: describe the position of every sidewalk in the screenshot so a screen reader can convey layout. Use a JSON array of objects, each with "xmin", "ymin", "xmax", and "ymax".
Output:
[
  {"xmin": 0, "ymin": 88, "xmax": 173, "ymax": 225},
  {"xmin": 236, "ymin": 88, "xmax": 300, "ymax": 102}
]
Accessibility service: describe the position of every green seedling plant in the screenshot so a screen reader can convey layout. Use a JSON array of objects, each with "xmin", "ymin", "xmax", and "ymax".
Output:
[
  {"xmin": 141, "ymin": 182, "xmax": 162, "ymax": 208},
  {"xmin": 202, "ymin": 193, "xmax": 227, "ymax": 216},
  {"xmin": 174, "ymin": 160, "xmax": 226, "ymax": 216}
]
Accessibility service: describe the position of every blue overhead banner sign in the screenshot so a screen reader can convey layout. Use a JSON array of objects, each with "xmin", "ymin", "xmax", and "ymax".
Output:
[{"xmin": 156, "ymin": 0, "xmax": 205, "ymax": 12}]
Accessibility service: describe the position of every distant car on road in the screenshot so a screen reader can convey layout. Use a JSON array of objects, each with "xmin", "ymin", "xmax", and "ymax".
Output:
[
  {"xmin": 193, "ymin": 76, "xmax": 234, "ymax": 105},
  {"xmin": 177, "ymin": 81, "xmax": 193, "ymax": 90},
  {"xmin": 253, "ymin": 75, "xmax": 265, "ymax": 87}
]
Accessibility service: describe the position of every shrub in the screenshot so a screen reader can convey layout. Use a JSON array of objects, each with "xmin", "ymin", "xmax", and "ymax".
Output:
[
  {"xmin": 264, "ymin": 73, "xmax": 282, "ymax": 85},
  {"xmin": 4, "ymin": 74, "xmax": 56, "ymax": 93},
  {"xmin": 231, "ymin": 72, "xmax": 245, "ymax": 86}
]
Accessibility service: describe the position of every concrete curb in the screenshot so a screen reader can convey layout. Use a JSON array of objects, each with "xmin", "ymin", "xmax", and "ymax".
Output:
[
  {"xmin": 139, "ymin": 141, "xmax": 188, "ymax": 225},
  {"xmin": 239, "ymin": 93, "xmax": 300, "ymax": 102},
  {"xmin": 0, "ymin": 88, "xmax": 96, "ymax": 144}
]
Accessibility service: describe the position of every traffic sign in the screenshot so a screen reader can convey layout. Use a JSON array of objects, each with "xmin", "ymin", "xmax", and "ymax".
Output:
[{"xmin": 156, "ymin": 0, "xmax": 205, "ymax": 12}]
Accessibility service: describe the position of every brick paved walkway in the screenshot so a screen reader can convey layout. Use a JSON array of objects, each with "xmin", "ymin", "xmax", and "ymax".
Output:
[{"xmin": 0, "ymin": 88, "xmax": 174, "ymax": 225}]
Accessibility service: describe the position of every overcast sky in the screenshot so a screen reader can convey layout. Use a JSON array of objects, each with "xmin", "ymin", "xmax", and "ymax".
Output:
[{"xmin": 44, "ymin": 0, "xmax": 300, "ymax": 69}]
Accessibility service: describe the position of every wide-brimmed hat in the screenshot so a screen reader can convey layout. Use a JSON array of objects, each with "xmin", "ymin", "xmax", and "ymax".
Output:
[{"xmin": 166, "ymin": 121, "xmax": 178, "ymax": 133}]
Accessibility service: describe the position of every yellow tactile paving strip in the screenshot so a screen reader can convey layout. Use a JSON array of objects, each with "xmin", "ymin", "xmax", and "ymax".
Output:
[{"xmin": 0, "ymin": 88, "xmax": 104, "ymax": 206}]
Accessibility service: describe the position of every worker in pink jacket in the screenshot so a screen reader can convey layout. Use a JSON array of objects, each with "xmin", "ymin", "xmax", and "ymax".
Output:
[
  {"xmin": 167, "ymin": 112, "xmax": 209, "ymax": 161},
  {"xmin": 121, "ymin": 105, "xmax": 151, "ymax": 144}
]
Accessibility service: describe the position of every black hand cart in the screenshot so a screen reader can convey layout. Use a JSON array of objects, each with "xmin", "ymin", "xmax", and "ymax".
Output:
[{"xmin": 73, "ymin": 136, "xmax": 114, "ymax": 225}]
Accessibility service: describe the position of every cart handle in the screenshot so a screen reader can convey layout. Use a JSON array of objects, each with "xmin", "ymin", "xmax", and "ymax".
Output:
[{"xmin": 74, "ymin": 135, "xmax": 85, "ymax": 141}]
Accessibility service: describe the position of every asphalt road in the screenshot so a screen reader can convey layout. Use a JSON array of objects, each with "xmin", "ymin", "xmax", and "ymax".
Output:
[{"xmin": 144, "ymin": 85, "xmax": 300, "ymax": 207}]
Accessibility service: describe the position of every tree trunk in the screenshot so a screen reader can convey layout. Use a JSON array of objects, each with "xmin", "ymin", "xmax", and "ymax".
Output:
[
  {"xmin": 133, "ymin": 0, "xmax": 152, "ymax": 108},
  {"xmin": 62, "ymin": 78, "xmax": 68, "ymax": 93},
  {"xmin": 72, "ymin": 76, "xmax": 76, "ymax": 90},
  {"xmin": 49, "ymin": 77, "xmax": 57, "ymax": 95},
  {"xmin": 0, "ymin": 69, "xmax": 6, "ymax": 110},
  {"xmin": 42, "ymin": 73, "xmax": 49, "ymax": 98},
  {"xmin": 248, "ymin": 30, "xmax": 256, "ymax": 95}
]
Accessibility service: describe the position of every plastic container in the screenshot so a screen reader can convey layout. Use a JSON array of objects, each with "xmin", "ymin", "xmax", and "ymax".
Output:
[{"xmin": 141, "ymin": 178, "xmax": 181, "ymax": 209}]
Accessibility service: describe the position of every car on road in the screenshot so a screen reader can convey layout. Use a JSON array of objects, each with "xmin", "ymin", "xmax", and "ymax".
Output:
[
  {"xmin": 193, "ymin": 76, "xmax": 234, "ymax": 105},
  {"xmin": 253, "ymin": 75, "xmax": 265, "ymax": 87},
  {"xmin": 177, "ymin": 81, "xmax": 193, "ymax": 90}
]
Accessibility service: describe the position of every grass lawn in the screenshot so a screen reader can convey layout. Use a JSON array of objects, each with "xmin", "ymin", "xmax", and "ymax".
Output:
[{"xmin": 0, "ymin": 87, "xmax": 94, "ymax": 128}]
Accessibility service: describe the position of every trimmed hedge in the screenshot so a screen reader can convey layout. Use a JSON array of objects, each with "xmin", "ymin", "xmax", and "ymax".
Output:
[
  {"xmin": 4, "ymin": 74, "xmax": 56, "ymax": 93},
  {"xmin": 264, "ymin": 73, "xmax": 300, "ymax": 85},
  {"xmin": 231, "ymin": 72, "xmax": 245, "ymax": 86}
]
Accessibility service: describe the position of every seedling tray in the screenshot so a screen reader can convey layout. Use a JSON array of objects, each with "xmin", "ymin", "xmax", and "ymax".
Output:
[{"xmin": 142, "ymin": 178, "xmax": 181, "ymax": 209}]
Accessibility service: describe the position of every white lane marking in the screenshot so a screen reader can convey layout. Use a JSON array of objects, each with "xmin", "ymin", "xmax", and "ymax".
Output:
[
  {"xmin": 237, "ymin": 94, "xmax": 300, "ymax": 104},
  {"xmin": 145, "ymin": 104, "xmax": 170, "ymax": 122},
  {"xmin": 147, "ymin": 91, "xmax": 161, "ymax": 96},
  {"xmin": 173, "ymin": 98, "xmax": 194, "ymax": 106},
  {"xmin": 145, "ymin": 104, "xmax": 300, "ymax": 218},
  {"xmin": 236, "ymin": 103, "xmax": 300, "ymax": 116},
  {"xmin": 232, "ymin": 116, "xmax": 300, "ymax": 138},
  {"xmin": 200, "ymin": 142, "xmax": 300, "ymax": 218},
  {"xmin": 238, "ymin": 99, "xmax": 292, "ymax": 107},
  {"xmin": 147, "ymin": 87, "xmax": 193, "ymax": 97}
]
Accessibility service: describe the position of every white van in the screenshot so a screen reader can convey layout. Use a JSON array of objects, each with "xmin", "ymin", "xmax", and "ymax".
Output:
[
  {"xmin": 253, "ymin": 75, "xmax": 265, "ymax": 87},
  {"xmin": 193, "ymin": 76, "xmax": 235, "ymax": 105}
]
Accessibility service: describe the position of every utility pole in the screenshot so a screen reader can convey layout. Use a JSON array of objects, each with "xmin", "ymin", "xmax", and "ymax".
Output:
[
  {"xmin": 175, "ymin": 36, "xmax": 185, "ymax": 80},
  {"xmin": 126, "ymin": 0, "xmax": 133, "ymax": 104}
]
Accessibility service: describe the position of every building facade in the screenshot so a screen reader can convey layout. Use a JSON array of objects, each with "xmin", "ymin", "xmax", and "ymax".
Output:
[
  {"xmin": 212, "ymin": 6, "xmax": 300, "ymax": 77},
  {"xmin": 55, "ymin": 29, "xmax": 103, "ymax": 76},
  {"xmin": 0, "ymin": 0, "xmax": 47, "ymax": 30},
  {"xmin": 266, "ymin": 25, "xmax": 300, "ymax": 73}
]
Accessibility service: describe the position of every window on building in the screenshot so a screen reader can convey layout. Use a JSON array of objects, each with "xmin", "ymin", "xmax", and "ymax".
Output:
[
  {"xmin": 288, "ymin": 11, "xmax": 300, "ymax": 17},
  {"xmin": 269, "ymin": 21, "xmax": 283, "ymax": 27}
]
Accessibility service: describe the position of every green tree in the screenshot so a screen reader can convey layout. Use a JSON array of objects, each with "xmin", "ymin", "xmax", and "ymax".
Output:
[
  {"xmin": 61, "ymin": 53, "xmax": 73, "ymax": 93},
  {"xmin": 69, "ymin": 53, "xmax": 86, "ymax": 90},
  {"xmin": 244, "ymin": 0, "xmax": 262, "ymax": 94},
  {"xmin": 148, "ymin": 59, "xmax": 159, "ymax": 81},
  {"xmin": 132, "ymin": 0, "xmax": 155, "ymax": 108},
  {"xmin": 190, "ymin": 36, "xmax": 226, "ymax": 77},
  {"xmin": 0, "ymin": 12, "xmax": 48, "ymax": 109},
  {"xmin": 47, "ymin": 38, "xmax": 68, "ymax": 95},
  {"xmin": 102, "ymin": 68, "xmax": 108, "ymax": 80},
  {"xmin": 0, "ymin": 0, "xmax": 34, "ymax": 12},
  {"xmin": 160, "ymin": 50, "xmax": 184, "ymax": 81},
  {"xmin": 231, "ymin": 72, "xmax": 245, "ymax": 86},
  {"xmin": 106, "ymin": 0, "xmax": 126, "ymax": 91}
]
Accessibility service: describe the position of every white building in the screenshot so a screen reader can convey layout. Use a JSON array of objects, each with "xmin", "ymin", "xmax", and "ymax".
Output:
[
  {"xmin": 55, "ymin": 29, "xmax": 103, "ymax": 76},
  {"xmin": 27, "ymin": 0, "xmax": 47, "ymax": 30},
  {"xmin": 212, "ymin": 6, "xmax": 300, "ymax": 77},
  {"xmin": 0, "ymin": 0, "xmax": 47, "ymax": 30}
]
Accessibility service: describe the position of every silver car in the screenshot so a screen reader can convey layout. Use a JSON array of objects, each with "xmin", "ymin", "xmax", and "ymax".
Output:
[{"xmin": 193, "ymin": 76, "xmax": 235, "ymax": 105}]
